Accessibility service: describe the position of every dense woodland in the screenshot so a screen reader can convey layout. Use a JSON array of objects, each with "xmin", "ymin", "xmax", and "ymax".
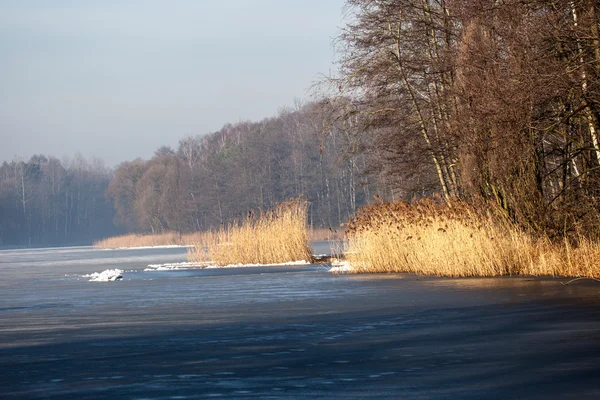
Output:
[
  {"xmin": 0, "ymin": 103, "xmax": 389, "ymax": 246},
  {"xmin": 330, "ymin": 0, "xmax": 600, "ymax": 238},
  {"xmin": 2, "ymin": 0, "xmax": 599, "ymax": 246},
  {"xmin": 105, "ymin": 101, "xmax": 386, "ymax": 235}
]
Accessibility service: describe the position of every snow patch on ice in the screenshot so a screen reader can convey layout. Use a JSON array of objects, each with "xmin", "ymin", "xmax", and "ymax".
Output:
[
  {"xmin": 144, "ymin": 260, "xmax": 310, "ymax": 271},
  {"xmin": 84, "ymin": 269, "xmax": 123, "ymax": 282},
  {"xmin": 329, "ymin": 259, "xmax": 354, "ymax": 273},
  {"xmin": 144, "ymin": 262, "xmax": 211, "ymax": 271},
  {"xmin": 205, "ymin": 260, "xmax": 310, "ymax": 269}
]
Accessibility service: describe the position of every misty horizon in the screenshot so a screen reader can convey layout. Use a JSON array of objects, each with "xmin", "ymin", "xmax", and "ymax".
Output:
[
  {"xmin": 1, "ymin": 100, "xmax": 314, "ymax": 169},
  {"xmin": 1, "ymin": 1, "xmax": 345, "ymax": 167}
]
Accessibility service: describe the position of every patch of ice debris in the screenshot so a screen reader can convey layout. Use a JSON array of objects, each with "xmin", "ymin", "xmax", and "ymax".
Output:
[
  {"xmin": 84, "ymin": 269, "xmax": 123, "ymax": 282},
  {"xmin": 329, "ymin": 259, "xmax": 353, "ymax": 273}
]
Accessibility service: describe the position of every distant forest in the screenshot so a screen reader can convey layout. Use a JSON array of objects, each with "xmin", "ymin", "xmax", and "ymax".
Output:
[
  {"xmin": 0, "ymin": 155, "xmax": 119, "ymax": 246},
  {"xmin": 2, "ymin": 0, "xmax": 599, "ymax": 246},
  {"xmin": 0, "ymin": 102, "xmax": 399, "ymax": 246},
  {"xmin": 105, "ymin": 101, "xmax": 396, "ymax": 235}
]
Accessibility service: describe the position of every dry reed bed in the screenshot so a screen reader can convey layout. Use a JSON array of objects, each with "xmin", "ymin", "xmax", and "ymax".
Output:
[
  {"xmin": 344, "ymin": 199, "xmax": 600, "ymax": 278},
  {"xmin": 187, "ymin": 199, "xmax": 312, "ymax": 266},
  {"xmin": 94, "ymin": 231, "xmax": 212, "ymax": 249},
  {"xmin": 94, "ymin": 229, "xmax": 338, "ymax": 250},
  {"xmin": 94, "ymin": 209, "xmax": 337, "ymax": 252}
]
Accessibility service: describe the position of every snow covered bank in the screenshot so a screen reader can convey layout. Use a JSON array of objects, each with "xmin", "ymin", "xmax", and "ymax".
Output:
[{"xmin": 84, "ymin": 269, "xmax": 123, "ymax": 282}]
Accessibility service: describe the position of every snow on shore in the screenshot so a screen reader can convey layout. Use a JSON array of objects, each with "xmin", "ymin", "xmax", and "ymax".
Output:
[
  {"xmin": 84, "ymin": 269, "xmax": 123, "ymax": 282},
  {"xmin": 80, "ymin": 259, "xmax": 345, "ymax": 281},
  {"xmin": 82, "ymin": 259, "xmax": 345, "ymax": 279},
  {"xmin": 144, "ymin": 260, "xmax": 310, "ymax": 271}
]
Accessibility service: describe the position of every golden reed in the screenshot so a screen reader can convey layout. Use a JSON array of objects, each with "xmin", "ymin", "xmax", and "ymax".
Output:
[
  {"xmin": 94, "ymin": 231, "xmax": 208, "ymax": 249},
  {"xmin": 187, "ymin": 198, "xmax": 312, "ymax": 266},
  {"xmin": 344, "ymin": 199, "xmax": 600, "ymax": 278}
]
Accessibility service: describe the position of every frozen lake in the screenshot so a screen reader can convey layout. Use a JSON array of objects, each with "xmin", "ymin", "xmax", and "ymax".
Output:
[{"xmin": 1, "ymin": 245, "xmax": 600, "ymax": 399}]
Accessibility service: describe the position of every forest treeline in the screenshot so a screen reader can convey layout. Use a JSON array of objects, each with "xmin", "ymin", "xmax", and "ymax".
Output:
[
  {"xmin": 106, "ymin": 102, "xmax": 387, "ymax": 234},
  {"xmin": 3, "ymin": 0, "xmax": 599, "ymax": 246},
  {"xmin": 0, "ymin": 102, "xmax": 390, "ymax": 246},
  {"xmin": 0, "ymin": 155, "xmax": 119, "ymax": 246}
]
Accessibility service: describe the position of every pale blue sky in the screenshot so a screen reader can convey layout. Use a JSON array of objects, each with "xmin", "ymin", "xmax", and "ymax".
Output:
[{"xmin": 0, "ymin": 0, "xmax": 345, "ymax": 166}]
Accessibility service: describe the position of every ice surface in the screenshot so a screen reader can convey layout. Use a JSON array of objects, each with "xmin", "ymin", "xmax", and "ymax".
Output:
[
  {"xmin": 5, "ymin": 246, "xmax": 600, "ymax": 400},
  {"xmin": 84, "ymin": 269, "xmax": 123, "ymax": 282}
]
